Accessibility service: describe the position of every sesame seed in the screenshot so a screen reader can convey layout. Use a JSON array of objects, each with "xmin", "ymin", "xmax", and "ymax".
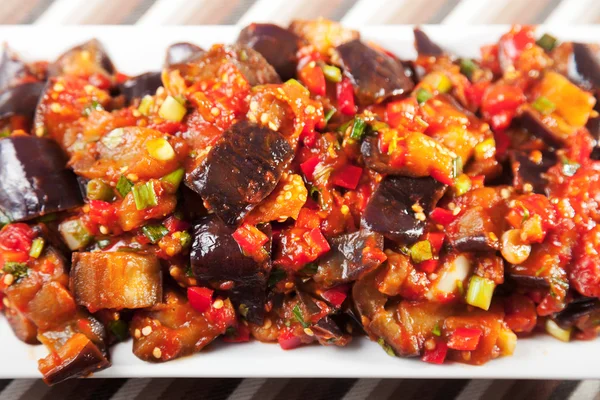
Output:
[
  {"xmin": 304, "ymin": 328, "xmax": 314, "ymax": 336},
  {"xmin": 2, "ymin": 297, "xmax": 9, "ymax": 308},
  {"xmin": 263, "ymin": 319, "xmax": 272, "ymax": 329},
  {"xmin": 142, "ymin": 326, "xmax": 153, "ymax": 336},
  {"xmin": 153, "ymin": 347, "xmax": 162, "ymax": 359},
  {"xmin": 250, "ymin": 101, "xmax": 259, "ymax": 112},
  {"xmin": 50, "ymin": 103, "xmax": 62, "ymax": 113},
  {"xmin": 134, "ymin": 329, "xmax": 141, "ymax": 339},
  {"xmin": 213, "ymin": 299, "xmax": 224, "ymax": 309},
  {"xmin": 448, "ymin": 202, "xmax": 456, "ymax": 211},
  {"xmin": 298, "ymin": 194, "xmax": 307, "ymax": 202},
  {"xmin": 284, "ymin": 282, "xmax": 294, "ymax": 289},
  {"xmin": 284, "ymin": 192, "xmax": 292, "ymax": 200},
  {"xmin": 304, "ymin": 105, "xmax": 315, "ymax": 114},
  {"xmin": 53, "ymin": 83, "xmax": 65, "ymax": 92},
  {"xmin": 127, "ymin": 173, "xmax": 139, "ymax": 181},
  {"xmin": 424, "ymin": 338, "xmax": 436, "ymax": 351},
  {"xmin": 500, "ymin": 188, "xmax": 511, "ymax": 199},
  {"xmin": 210, "ymin": 107, "xmax": 220, "ymax": 116},
  {"xmin": 452, "ymin": 207, "xmax": 462, "ymax": 216},
  {"xmin": 35, "ymin": 126, "xmax": 45, "ymax": 137},
  {"xmin": 523, "ymin": 183, "xmax": 533, "ymax": 193},
  {"xmin": 488, "ymin": 232, "xmax": 498, "ymax": 242},
  {"xmin": 99, "ymin": 225, "xmax": 109, "ymax": 235},
  {"xmin": 3, "ymin": 274, "xmax": 14, "ymax": 286},
  {"xmin": 283, "ymin": 184, "xmax": 292, "ymax": 190},
  {"xmin": 260, "ymin": 113, "xmax": 269, "ymax": 124}
]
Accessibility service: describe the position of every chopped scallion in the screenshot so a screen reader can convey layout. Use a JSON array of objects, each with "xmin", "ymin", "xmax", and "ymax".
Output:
[
  {"xmin": 322, "ymin": 64, "xmax": 342, "ymax": 83},
  {"xmin": 160, "ymin": 168, "xmax": 185, "ymax": 192},
  {"xmin": 432, "ymin": 323, "xmax": 441, "ymax": 337},
  {"xmin": 324, "ymin": 108, "xmax": 336, "ymax": 124},
  {"xmin": 350, "ymin": 117, "xmax": 367, "ymax": 140},
  {"xmin": 410, "ymin": 240, "xmax": 433, "ymax": 264},
  {"xmin": 178, "ymin": 231, "xmax": 192, "ymax": 248},
  {"xmin": 536, "ymin": 33, "xmax": 558, "ymax": 52},
  {"xmin": 531, "ymin": 96, "xmax": 556, "ymax": 115},
  {"xmin": 300, "ymin": 262, "xmax": 319, "ymax": 275},
  {"xmin": 108, "ymin": 320, "xmax": 129, "ymax": 342},
  {"xmin": 377, "ymin": 338, "xmax": 395, "ymax": 357},
  {"xmin": 146, "ymin": 138, "xmax": 175, "ymax": 161},
  {"xmin": 292, "ymin": 304, "xmax": 309, "ymax": 328},
  {"xmin": 87, "ymin": 179, "xmax": 114, "ymax": 201},
  {"xmin": 454, "ymin": 174, "xmax": 472, "ymax": 196},
  {"xmin": 416, "ymin": 88, "xmax": 433, "ymax": 104},
  {"xmin": 142, "ymin": 224, "xmax": 169, "ymax": 244},
  {"xmin": 59, "ymin": 219, "xmax": 92, "ymax": 250},
  {"xmin": 3, "ymin": 261, "xmax": 28, "ymax": 280},
  {"xmin": 116, "ymin": 175, "xmax": 134, "ymax": 198},
  {"xmin": 460, "ymin": 58, "xmax": 478, "ymax": 79},
  {"xmin": 466, "ymin": 275, "xmax": 496, "ymax": 311},
  {"xmin": 132, "ymin": 181, "xmax": 158, "ymax": 210},
  {"xmin": 159, "ymin": 96, "xmax": 187, "ymax": 122},
  {"xmin": 138, "ymin": 95, "xmax": 154, "ymax": 116},
  {"xmin": 29, "ymin": 238, "xmax": 45, "ymax": 258},
  {"xmin": 545, "ymin": 319, "xmax": 571, "ymax": 342},
  {"xmin": 268, "ymin": 268, "xmax": 287, "ymax": 287},
  {"xmin": 436, "ymin": 74, "xmax": 453, "ymax": 93}
]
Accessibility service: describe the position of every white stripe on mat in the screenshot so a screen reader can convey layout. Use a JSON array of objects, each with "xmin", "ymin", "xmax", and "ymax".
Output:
[
  {"xmin": 136, "ymin": 0, "xmax": 193, "ymax": 25},
  {"xmin": 111, "ymin": 378, "xmax": 154, "ymax": 400},
  {"xmin": 0, "ymin": 379, "xmax": 37, "ymax": 400},
  {"xmin": 34, "ymin": 0, "xmax": 103, "ymax": 24},
  {"xmin": 227, "ymin": 378, "xmax": 267, "ymax": 400},
  {"xmin": 442, "ymin": 0, "xmax": 510, "ymax": 24},
  {"xmin": 544, "ymin": 0, "xmax": 600, "ymax": 24},
  {"xmin": 568, "ymin": 380, "xmax": 600, "ymax": 400},
  {"xmin": 341, "ymin": 379, "xmax": 382, "ymax": 400},
  {"xmin": 341, "ymin": 0, "xmax": 407, "ymax": 25}
]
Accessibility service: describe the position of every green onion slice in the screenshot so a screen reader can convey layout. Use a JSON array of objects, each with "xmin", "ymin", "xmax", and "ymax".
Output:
[
  {"xmin": 142, "ymin": 224, "xmax": 169, "ymax": 244},
  {"xmin": 116, "ymin": 175, "xmax": 134, "ymax": 198},
  {"xmin": 536, "ymin": 33, "xmax": 558, "ymax": 52},
  {"xmin": 29, "ymin": 238, "xmax": 45, "ymax": 258},
  {"xmin": 322, "ymin": 64, "xmax": 342, "ymax": 83},
  {"xmin": 132, "ymin": 181, "xmax": 158, "ymax": 210},
  {"xmin": 416, "ymin": 88, "xmax": 433, "ymax": 104},
  {"xmin": 350, "ymin": 117, "xmax": 367, "ymax": 140},
  {"xmin": 531, "ymin": 96, "xmax": 556, "ymax": 115}
]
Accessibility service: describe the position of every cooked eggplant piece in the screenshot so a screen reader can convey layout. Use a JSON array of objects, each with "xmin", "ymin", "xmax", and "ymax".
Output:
[
  {"xmin": 117, "ymin": 72, "xmax": 162, "ymax": 103},
  {"xmin": 190, "ymin": 215, "xmax": 271, "ymax": 324},
  {"xmin": 71, "ymin": 252, "xmax": 162, "ymax": 312},
  {"xmin": 49, "ymin": 39, "xmax": 115, "ymax": 78},
  {"xmin": 554, "ymin": 297, "xmax": 600, "ymax": 329},
  {"xmin": 361, "ymin": 136, "xmax": 396, "ymax": 174},
  {"xmin": 361, "ymin": 176, "xmax": 446, "ymax": 244},
  {"xmin": 569, "ymin": 43, "xmax": 600, "ymax": 90},
  {"xmin": 237, "ymin": 23, "xmax": 301, "ymax": 81},
  {"xmin": 0, "ymin": 81, "xmax": 45, "ymax": 120},
  {"xmin": 509, "ymin": 149, "xmax": 557, "ymax": 194},
  {"xmin": 413, "ymin": 28, "xmax": 444, "ymax": 56},
  {"xmin": 0, "ymin": 135, "xmax": 83, "ymax": 222},
  {"xmin": 588, "ymin": 99, "xmax": 600, "ymax": 160},
  {"xmin": 38, "ymin": 333, "xmax": 110, "ymax": 385},
  {"xmin": 312, "ymin": 316, "xmax": 351, "ymax": 346},
  {"xmin": 37, "ymin": 312, "xmax": 108, "ymax": 355},
  {"xmin": 314, "ymin": 230, "xmax": 384, "ymax": 287},
  {"xmin": 4, "ymin": 305, "xmax": 39, "ymax": 344},
  {"xmin": 517, "ymin": 108, "xmax": 569, "ymax": 148},
  {"xmin": 334, "ymin": 39, "xmax": 414, "ymax": 105},
  {"xmin": 186, "ymin": 121, "xmax": 293, "ymax": 225},
  {"xmin": 165, "ymin": 42, "xmax": 205, "ymax": 66},
  {"xmin": 506, "ymin": 273, "xmax": 550, "ymax": 289},
  {"xmin": 0, "ymin": 45, "xmax": 30, "ymax": 91},
  {"xmin": 131, "ymin": 288, "xmax": 235, "ymax": 362}
]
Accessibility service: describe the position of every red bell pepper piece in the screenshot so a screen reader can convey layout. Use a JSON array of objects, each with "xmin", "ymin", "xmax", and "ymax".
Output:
[
  {"xmin": 0, "ymin": 223, "xmax": 34, "ymax": 253},
  {"xmin": 187, "ymin": 287, "xmax": 214, "ymax": 313},
  {"xmin": 430, "ymin": 208, "xmax": 456, "ymax": 226},
  {"xmin": 430, "ymin": 169, "xmax": 454, "ymax": 186},
  {"xmin": 300, "ymin": 156, "xmax": 320, "ymax": 180},
  {"xmin": 425, "ymin": 232, "xmax": 446, "ymax": 254},
  {"xmin": 233, "ymin": 223, "xmax": 269, "ymax": 255},
  {"xmin": 470, "ymin": 175, "xmax": 485, "ymax": 189},
  {"xmin": 299, "ymin": 62, "xmax": 326, "ymax": 96},
  {"xmin": 418, "ymin": 259, "xmax": 439, "ymax": 274},
  {"xmin": 499, "ymin": 25, "xmax": 535, "ymax": 64},
  {"xmin": 163, "ymin": 215, "xmax": 190, "ymax": 233},
  {"xmin": 278, "ymin": 328, "xmax": 304, "ymax": 350},
  {"xmin": 300, "ymin": 129, "xmax": 318, "ymax": 148},
  {"xmin": 307, "ymin": 228, "xmax": 330, "ymax": 258},
  {"xmin": 331, "ymin": 164, "xmax": 363, "ymax": 190},
  {"xmin": 223, "ymin": 322, "xmax": 251, "ymax": 343},
  {"xmin": 447, "ymin": 327, "xmax": 483, "ymax": 351},
  {"xmin": 481, "ymin": 84, "xmax": 525, "ymax": 131},
  {"xmin": 321, "ymin": 284, "xmax": 349, "ymax": 307},
  {"xmin": 295, "ymin": 208, "xmax": 321, "ymax": 229},
  {"xmin": 336, "ymin": 78, "xmax": 356, "ymax": 116},
  {"xmin": 88, "ymin": 200, "xmax": 116, "ymax": 226},
  {"xmin": 422, "ymin": 340, "xmax": 448, "ymax": 364}
]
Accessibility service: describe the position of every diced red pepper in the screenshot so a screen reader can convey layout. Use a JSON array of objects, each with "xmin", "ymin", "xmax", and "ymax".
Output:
[
  {"xmin": 422, "ymin": 340, "xmax": 448, "ymax": 364},
  {"xmin": 163, "ymin": 215, "xmax": 190, "ymax": 234},
  {"xmin": 331, "ymin": 164, "xmax": 363, "ymax": 190},
  {"xmin": 499, "ymin": 25, "xmax": 535, "ymax": 64},
  {"xmin": 307, "ymin": 228, "xmax": 330, "ymax": 258},
  {"xmin": 233, "ymin": 223, "xmax": 269, "ymax": 255},
  {"xmin": 418, "ymin": 259, "xmax": 439, "ymax": 274},
  {"xmin": 147, "ymin": 121, "xmax": 187, "ymax": 135},
  {"xmin": 425, "ymin": 232, "xmax": 446, "ymax": 254},
  {"xmin": 300, "ymin": 128, "xmax": 318, "ymax": 148},
  {"xmin": 481, "ymin": 85, "xmax": 525, "ymax": 130},
  {"xmin": 187, "ymin": 287, "xmax": 214, "ymax": 314},
  {"xmin": 465, "ymin": 81, "xmax": 490, "ymax": 110},
  {"xmin": 489, "ymin": 110, "xmax": 514, "ymax": 131},
  {"xmin": 0, "ymin": 223, "xmax": 34, "ymax": 253},
  {"xmin": 88, "ymin": 200, "xmax": 116, "ymax": 226},
  {"xmin": 299, "ymin": 62, "xmax": 326, "ymax": 96},
  {"xmin": 88, "ymin": 72, "xmax": 112, "ymax": 90},
  {"xmin": 430, "ymin": 169, "xmax": 454, "ymax": 187},
  {"xmin": 430, "ymin": 208, "xmax": 456, "ymax": 226},
  {"xmin": 278, "ymin": 328, "xmax": 304, "ymax": 350},
  {"xmin": 447, "ymin": 327, "xmax": 483, "ymax": 351},
  {"xmin": 494, "ymin": 129, "xmax": 511, "ymax": 156},
  {"xmin": 336, "ymin": 78, "xmax": 356, "ymax": 116},
  {"xmin": 321, "ymin": 284, "xmax": 349, "ymax": 307},
  {"xmin": 470, "ymin": 175, "xmax": 485, "ymax": 189},
  {"xmin": 300, "ymin": 156, "xmax": 320, "ymax": 180},
  {"xmin": 295, "ymin": 208, "xmax": 321, "ymax": 229},
  {"xmin": 223, "ymin": 322, "xmax": 251, "ymax": 343}
]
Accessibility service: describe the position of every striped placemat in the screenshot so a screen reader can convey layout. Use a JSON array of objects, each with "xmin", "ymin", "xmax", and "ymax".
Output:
[{"xmin": 1, "ymin": 0, "xmax": 599, "ymax": 399}]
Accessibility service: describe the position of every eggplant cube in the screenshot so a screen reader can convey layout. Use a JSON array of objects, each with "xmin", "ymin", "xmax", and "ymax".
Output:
[
  {"xmin": 186, "ymin": 121, "xmax": 293, "ymax": 226},
  {"xmin": 71, "ymin": 252, "xmax": 162, "ymax": 312},
  {"xmin": 0, "ymin": 135, "xmax": 83, "ymax": 222}
]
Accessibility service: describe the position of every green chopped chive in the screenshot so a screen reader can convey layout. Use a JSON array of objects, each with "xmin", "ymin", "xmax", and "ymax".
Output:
[
  {"xmin": 460, "ymin": 58, "xmax": 478, "ymax": 79},
  {"xmin": 87, "ymin": 178, "xmax": 114, "ymax": 201},
  {"xmin": 370, "ymin": 121, "xmax": 389, "ymax": 132},
  {"xmin": 536, "ymin": 33, "xmax": 558, "ymax": 52},
  {"xmin": 324, "ymin": 108, "xmax": 336, "ymax": 124},
  {"xmin": 238, "ymin": 303, "xmax": 249, "ymax": 317},
  {"xmin": 322, "ymin": 64, "xmax": 342, "ymax": 83},
  {"xmin": 108, "ymin": 320, "xmax": 129, "ymax": 341},
  {"xmin": 410, "ymin": 240, "xmax": 433, "ymax": 264},
  {"xmin": 432, "ymin": 323, "xmax": 441, "ymax": 337},
  {"xmin": 350, "ymin": 117, "xmax": 367, "ymax": 140},
  {"xmin": 142, "ymin": 224, "xmax": 169, "ymax": 244},
  {"xmin": 466, "ymin": 275, "xmax": 496, "ymax": 311},
  {"xmin": 268, "ymin": 268, "xmax": 287, "ymax": 287},
  {"xmin": 416, "ymin": 88, "xmax": 433, "ymax": 104},
  {"xmin": 309, "ymin": 186, "xmax": 320, "ymax": 202},
  {"xmin": 531, "ymin": 96, "xmax": 556, "ymax": 115},
  {"xmin": 160, "ymin": 168, "xmax": 185, "ymax": 192},
  {"xmin": 292, "ymin": 304, "xmax": 309, "ymax": 328},
  {"xmin": 3, "ymin": 261, "xmax": 28, "ymax": 280},
  {"xmin": 83, "ymin": 100, "xmax": 103, "ymax": 116},
  {"xmin": 300, "ymin": 262, "xmax": 319, "ymax": 275},
  {"xmin": 132, "ymin": 181, "xmax": 158, "ymax": 210},
  {"xmin": 159, "ymin": 95, "xmax": 187, "ymax": 122},
  {"xmin": 178, "ymin": 231, "xmax": 192, "ymax": 248},
  {"xmin": 546, "ymin": 319, "xmax": 571, "ymax": 342},
  {"xmin": 561, "ymin": 156, "xmax": 580, "ymax": 177},
  {"xmin": 337, "ymin": 119, "xmax": 353, "ymax": 134},
  {"xmin": 377, "ymin": 338, "xmax": 395, "ymax": 357},
  {"xmin": 454, "ymin": 174, "xmax": 472, "ymax": 196},
  {"xmin": 456, "ymin": 279, "xmax": 465, "ymax": 296},
  {"xmin": 436, "ymin": 74, "xmax": 453, "ymax": 93},
  {"xmin": 59, "ymin": 219, "xmax": 92, "ymax": 250},
  {"xmin": 116, "ymin": 175, "xmax": 134, "ymax": 198},
  {"xmin": 97, "ymin": 239, "xmax": 111, "ymax": 249},
  {"xmin": 521, "ymin": 205, "xmax": 530, "ymax": 224},
  {"xmin": 138, "ymin": 95, "xmax": 154, "ymax": 116},
  {"xmin": 29, "ymin": 238, "xmax": 45, "ymax": 258},
  {"xmin": 284, "ymin": 78, "xmax": 310, "ymax": 97},
  {"xmin": 451, "ymin": 157, "xmax": 462, "ymax": 179}
]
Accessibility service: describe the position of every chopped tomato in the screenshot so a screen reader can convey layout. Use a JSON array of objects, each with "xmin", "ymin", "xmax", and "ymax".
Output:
[
  {"xmin": 430, "ymin": 208, "xmax": 456, "ymax": 226},
  {"xmin": 278, "ymin": 328, "xmax": 304, "ymax": 350},
  {"xmin": 0, "ymin": 223, "xmax": 35, "ymax": 253},
  {"xmin": 232, "ymin": 223, "xmax": 269, "ymax": 255},
  {"xmin": 223, "ymin": 322, "xmax": 251, "ymax": 343},
  {"xmin": 300, "ymin": 156, "xmax": 320, "ymax": 180},
  {"xmin": 321, "ymin": 285, "xmax": 349, "ymax": 307},
  {"xmin": 331, "ymin": 164, "xmax": 362, "ymax": 190}
]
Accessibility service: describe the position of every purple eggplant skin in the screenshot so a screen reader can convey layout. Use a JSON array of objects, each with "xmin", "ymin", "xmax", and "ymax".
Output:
[
  {"xmin": 0, "ymin": 45, "xmax": 29, "ymax": 91},
  {"xmin": 0, "ymin": 81, "xmax": 45, "ymax": 120},
  {"xmin": 506, "ymin": 273, "xmax": 550, "ymax": 289},
  {"xmin": 117, "ymin": 72, "xmax": 162, "ymax": 103},
  {"xmin": 361, "ymin": 175, "xmax": 446, "ymax": 245},
  {"xmin": 0, "ymin": 135, "xmax": 83, "ymax": 222},
  {"xmin": 509, "ymin": 149, "xmax": 557, "ymax": 194},
  {"xmin": 334, "ymin": 39, "xmax": 414, "ymax": 105},
  {"xmin": 190, "ymin": 215, "xmax": 271, "ymax": 324},
  {"xmin": 554, "ymin": 297, "xmax": 600, "ymax": 329},
  {"xmin": 569, "ymin": 43, "xmax": 600, "ymax": 90},
  {"xmin": 313, "ymin": 230, "xmax": 385, "ymax": 287},
  {"xmin": 413, "ymin": 28, "xmax": 444, "ymax": 57},
  {"xmin": 236, "ymin": 23, "xmax": 301, "ymax": 81},
  {"xmin": 49, "ymin": 39, "xmax": 115, "ymax": 78},
  {"xmin": 588, "ymin": 97, "xmax": 600, "ymax": 160},
  {"xmin": 186, "ymin": 120, "xmax": 293, "ymax": 226},
  {"xmin": 517, "ymin": 108, "xmax": 567, "ymax": 148},
  {"xmin": 165, "ymin": 42, "xmax": 205, "ymax": 66}
]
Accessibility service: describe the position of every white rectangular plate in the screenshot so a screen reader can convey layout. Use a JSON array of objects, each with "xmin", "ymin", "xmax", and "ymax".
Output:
[{"xmin": 1, "ymin": 25, "xmax": 600, "ymax": 380}]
